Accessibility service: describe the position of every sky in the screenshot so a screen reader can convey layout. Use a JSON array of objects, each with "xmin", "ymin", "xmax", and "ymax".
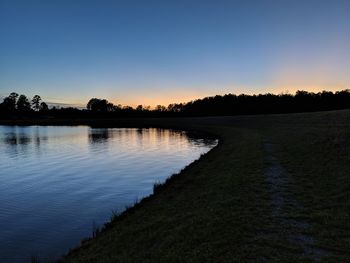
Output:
[{"xmin": 0, "ymin": 0, "xmax": 349, "ymax": 107}]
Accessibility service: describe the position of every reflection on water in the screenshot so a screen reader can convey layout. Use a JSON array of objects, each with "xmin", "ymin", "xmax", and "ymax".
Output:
[
  {"xmin": 2, "ymin": 126, "xmax": 50, "ymax": 158},
  {"xmin": 89, "ymin": 128, "xmax": 110, "ymax": 144},
  {"xmin": 0, "ymin": 126, "xmax": 217, "ymax": 263}
]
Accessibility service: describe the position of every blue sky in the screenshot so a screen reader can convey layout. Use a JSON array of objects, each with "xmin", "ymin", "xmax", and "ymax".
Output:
[{"xmin": 1, "ymin": 0, "xmax": 349, "ymax": 107}]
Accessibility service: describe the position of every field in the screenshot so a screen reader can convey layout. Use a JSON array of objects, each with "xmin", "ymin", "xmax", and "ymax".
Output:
[{"xmin": 3, "ymin": 110, "xmax": 350, "ymax": 262}]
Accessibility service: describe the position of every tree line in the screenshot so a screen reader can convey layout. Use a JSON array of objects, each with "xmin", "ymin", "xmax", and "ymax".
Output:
[
  {"xmin": 1, "ymin": 89, "xmax": 350, "ymax": 119},
  {"xmin": 84, "ymin": 89, "xmax": 350, "ymax": 116},
  {"xmin": 176, "ymin": 89, "xmax": 350, "ymax": 116},
  {"xmin": 0, "ymin": 92, "xmax": 48, "ymax": 113}
]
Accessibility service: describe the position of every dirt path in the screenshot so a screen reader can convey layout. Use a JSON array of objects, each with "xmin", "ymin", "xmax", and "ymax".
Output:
[{"xmin": 264, "ymin": 142, "xmax": 328, "ymax": 261}]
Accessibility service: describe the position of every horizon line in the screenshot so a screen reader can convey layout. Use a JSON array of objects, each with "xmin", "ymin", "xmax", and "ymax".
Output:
[{"xmin": 2, "ymin": 88, "xmax": 349, "ymax": 110}]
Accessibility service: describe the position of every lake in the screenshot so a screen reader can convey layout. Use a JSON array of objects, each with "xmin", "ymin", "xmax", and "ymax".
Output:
[{"xmin": 0, "ymin": 126, "xmax": 217, "ymax": 263}]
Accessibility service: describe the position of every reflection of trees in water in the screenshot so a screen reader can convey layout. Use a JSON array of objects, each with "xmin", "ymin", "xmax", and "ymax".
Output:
[
  {"xmin": 135, "ymin": 128, "xmax": 145, "ymax": 147},
  {"xmin": 183, "ymin": 131, "xmax": 218, "ymax": 147},
  {"xmin": 33, "ymin": 127, "xmax": 48, "ymax": 154},
  {"xmin": 155, "ymin": 128, "xmax": 184, "ymax": 139},
  {"xmin": 136, "ymin": 128, "xmax": 143, "ymax": 136},
  {"xmin": 88, "ymin": 129, "xmax": 111, "ymax": 144},
  {"xmin": 2, "ymin": 127, "xmax": 49, "ymax": 157},
  {"xmin": 1, "ymin": 127, "xmax": 217, "ymax": 159},
  {"xmin": 4, "ymin": 134, "xmax": 30, "ymax": 145},
  {"xmin": 134, "ymin": 128, "xmax": 216, "ymax": 147},
  {"xmin": 85, "ymin": 127, "xmax": 217, "ymax": 153},
  {"xmin": 88, "ymin": 128, "xmax": 196, "ymax": 149}
]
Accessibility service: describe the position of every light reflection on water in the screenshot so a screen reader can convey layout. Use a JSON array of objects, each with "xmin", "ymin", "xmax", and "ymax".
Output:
[{"xmin": 0, "ymin": 126, "xmax": 217, "ymax": 263}]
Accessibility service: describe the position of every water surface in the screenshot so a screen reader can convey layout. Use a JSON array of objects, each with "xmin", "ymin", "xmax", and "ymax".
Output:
[{"xmin": 0, "ymin": 126, "xmax": 217, "ymax": 262}]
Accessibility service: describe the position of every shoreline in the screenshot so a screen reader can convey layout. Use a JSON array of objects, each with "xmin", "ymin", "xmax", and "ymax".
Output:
[
  {"xmin": 2, "ymin": 110, "xmax": 350, "ymax": 262},
  {"xmin": 61, "ymin": 129, "xmax": 221, "ymax": 262}
]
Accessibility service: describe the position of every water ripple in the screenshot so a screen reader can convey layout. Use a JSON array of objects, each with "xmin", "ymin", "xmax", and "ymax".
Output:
[{"xmin": 0, "ymin": 126, "xmax": 216, "ymax": 263}]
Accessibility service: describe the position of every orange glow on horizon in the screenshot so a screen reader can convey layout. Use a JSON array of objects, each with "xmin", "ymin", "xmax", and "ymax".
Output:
[{"xmin": 52, "ymin": 84, "xmax": 349, "ymax": 109}]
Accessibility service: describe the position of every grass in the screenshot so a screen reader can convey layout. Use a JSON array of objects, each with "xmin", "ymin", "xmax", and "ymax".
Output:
[
  {"xmin": 260, "ymin": 111, "xmax": 350, "ymax": 261},
  {"xmin": 3, "ymin": 110, "xmax": 350, "ymax": 262}
]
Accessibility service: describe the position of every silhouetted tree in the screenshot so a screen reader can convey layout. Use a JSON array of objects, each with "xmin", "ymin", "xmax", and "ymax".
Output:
[
  {"xmin": 16, "ymin": 95, "xmax": 31, "ymax": 112},
  {"xmin": 0, "ymin": 92, "xmax": 19, "ymax": 112},
  {"xmin": 155, "ymin": 105, "xmax": 166, "ymax": 112},
  {"xmin": 40, "ymin": 102, "xmax": 49, "ymax": 111},
  {"xmin": 167, "ymin": 103, "xmax": 183, "ymax": 112},
  {"xmin": 107, "ymin": 102, "xmax": 115, "ymax": 112},
  {"xmin": 9, "ymin": 92, "xmax": 19, "ymax": 101},
  {"xmin": 32, "ymin": 95, "xmax": 42, "ymax": 111},
  {"xmin": 87, "ymin": 98, "xmax": 97, "ymax": 111},
  {"xmin": 87, "ymin": 98, "xmax": 114, "ymax": 112},
  {"xmin": 122, "ymin": 106, "xmax": 133, "ymax": 110}
]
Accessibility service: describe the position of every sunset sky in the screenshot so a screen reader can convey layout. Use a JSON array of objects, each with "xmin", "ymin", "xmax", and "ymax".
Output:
[{"xmin": 1, "ymin": 0, "xmax": 349, "ymax": 107}]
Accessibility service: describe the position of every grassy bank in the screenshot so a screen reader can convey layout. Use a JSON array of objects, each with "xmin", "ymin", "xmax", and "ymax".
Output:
[{"xmin": 3, "ymin": 110, "xmax": 350, "ymax": 262}]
